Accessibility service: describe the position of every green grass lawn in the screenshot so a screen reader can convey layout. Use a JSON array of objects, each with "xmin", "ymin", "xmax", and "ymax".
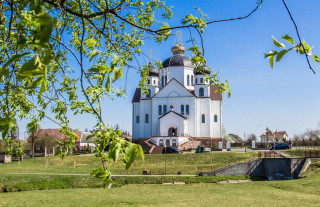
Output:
[
  {"xmin": 1, "ymin": 162, "xmax": 320, "ymax": 207},
  {"xmin": 283, "ymin": 148, "xmax": 320, "ymax": 158},
  {"xmin": 0, "ymin": 152, "xmax": 257, "ymax": 175}
]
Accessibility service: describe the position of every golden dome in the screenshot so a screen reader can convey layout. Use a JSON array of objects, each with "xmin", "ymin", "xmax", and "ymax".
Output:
[{"xmin": 171, "ymin": 43, "xmax": 186, "ymax": 54}]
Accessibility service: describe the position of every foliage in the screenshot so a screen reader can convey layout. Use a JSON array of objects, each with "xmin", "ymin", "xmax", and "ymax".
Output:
[
  {"xmin": 14, "ymin": 140, "xmax": 25, "ymax": 157},
  {"xmin": 0, "ymin": 0, "xmax": 238, "ymax": 188},
  {"xmin": 247, "ymin": 134, "xmax": 257, "ymax": 142},
  {"xmin": 3, "ymin": 137, "xmax": 14, "ymax": 155},
  {"xmin": 265, "ymin": 35, "xmax": 320, "ymax": 70}
]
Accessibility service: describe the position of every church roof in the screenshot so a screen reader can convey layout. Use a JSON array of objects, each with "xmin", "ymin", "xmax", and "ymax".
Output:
[
  {"xmin": 158, "ymin": 110, "xmax": 188, "ymax": 120},
  {"xmin": 148, "ymin": 63, "xmax": 159, "ymax": 77},
  {"xmin": 132, "ymin": 88, "xmax": 141, "ymax": 103},
  {"xmin": 210, "ymin": 85, "xmax": 222, "ymax": 101},
  {"xmin": 162, "ymin": 55, "xmax": 194, "ymax": 68}
]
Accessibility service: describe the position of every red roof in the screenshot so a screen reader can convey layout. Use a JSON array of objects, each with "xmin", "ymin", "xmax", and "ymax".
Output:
[
  {"xmin": 75, "ymin": 132, "xmax": 82, "ymax": 143},
  {"xmin": 210, "ymin": 85, "xmax": 222, "ymax": 101}
]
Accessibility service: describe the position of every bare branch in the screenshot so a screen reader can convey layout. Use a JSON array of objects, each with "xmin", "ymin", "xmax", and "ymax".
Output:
[{"xmin": 281, "ymin": 0, "xmax": 315, "ymax": 74}]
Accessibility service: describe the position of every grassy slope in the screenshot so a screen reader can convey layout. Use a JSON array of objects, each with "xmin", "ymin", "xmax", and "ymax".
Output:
[
  {"xmin": 0, "ymin": 152, "xmax": 257, "ymax": 175},
  {"xmin": 0, "ymin": 152, "xmax": 257, "ymax": 192}
]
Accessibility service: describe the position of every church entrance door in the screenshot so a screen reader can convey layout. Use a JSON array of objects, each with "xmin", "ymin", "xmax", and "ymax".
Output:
[{"xmin": 168, "ymin": 127, "xmax": 177, "ymax": 136}]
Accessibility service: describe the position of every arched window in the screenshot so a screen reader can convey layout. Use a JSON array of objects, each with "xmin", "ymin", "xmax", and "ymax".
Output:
[
  {"xmin": 195, "ymin": 78, "xmax": 198, "ymax": 84},
  {"xmin": 145, "ymin": 114, "xmax": 149, "ymax": 123},
  {"xmin": 186, "ymin": 105, "xmax": 189, "ymax": 115},
  {"xmin": 214, "ymin": 115, "xmax": 218, "ymax": 122},
  {"xmin": 163, "ymin": 105, "xmax": 167, "ymax": 114},
  {"xmin": 159, "ymin": 139, "xmax": 164, "ymax": 146},
  {"xmin": 172, "ymin": 139, "xmax": 177, "ymax": 146},
  {"xmin": 187, "ymin": 75, "xmax": 190, "ymax": 86},
  {"xmin": 181, "ymin": 105, "xmax": 184, "ymax": 115},
  {"xmin": 202, "ymin": 114, "xmax": 205, "ymax": 123},
  {"xmin": 199, "ymin": 88, "xmax": 204, "ymax": 97},
  {"xmin": 191, "ymin": 76, "xmax": 194, "ymax": 85},
  {"xmin": 158, "ymin": 105, "xmax": 162, "ymax": 115},
  {"xmin": 165, "ymin": 75, "xmax": 168, "ymax": 85},
  {"xmin": 153, "ymin": 80, "xmax": 156, "ymax": 85},
  {"xmin": 200, "ymin": 78, "xmax": 203, "ymax": 83},
  {"xmin": 136, "ymin": 115, "xmax": 140, "ymax": 123},
  {"xmin": 146, "ymin": 89, "xmax": 151, "ymax": 98},
  {"xmin": 147, "ymin": 79, "xmax": 150, "ymax": 84}
]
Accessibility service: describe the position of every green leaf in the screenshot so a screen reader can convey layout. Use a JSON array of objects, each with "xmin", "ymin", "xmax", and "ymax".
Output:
[
  {"xmin": 108, "ymin": 141, "xmax": 121, "ymax": 162},
  {"xmin": 301, "ymin": 41, "xmax": 311, "ymax": 54},
  {"xmin": 88, "ymin": 49, "xmax": 101, "ymax": 61},
  {"xmin": 2, "ymin": 53, "xmax": 31, "ymax": 69},
  {"xmin": 264, "ymin": 51, "xmax": 278, "ymax": 58},
  {"xmin": 276, "ymin": 49, "xmax": 288, "ymax": 62},
  {"xmin": 312, "ymin": 55, "xmax": 320, "ymax": 62},
  {"xmin": 85, "ymin": 39, "xmax": 97, "ymax": 49},
  {"xmin": 272, "ymin": 36, "xmax": 286, "ymax": 49},
  {"xmin": 282, "ymin": 35, "xmax": 294, "ymax": 44},
  {"xmin": 17, "ymin": 56, "xmax": 42, "ymax": 79},
  {"xmin": 112, "ymin": 67, "xmax": 122, "ymax": 82},
  {"xmin": 270, "ymin": 55, "xmax": 274, "ymax": 68},
  {"xmin": 105, "ymin": 75, "xmax": 111, "ymax": 92},
  {"xmin": 91, "ymin": 168, "xmax": 108, "ymax": 178}
]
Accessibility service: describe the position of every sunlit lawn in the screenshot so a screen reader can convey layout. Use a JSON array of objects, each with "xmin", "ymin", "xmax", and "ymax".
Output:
[{"xmin": 0, "ymin": 152, "xmax": 257, "ymax": 175}]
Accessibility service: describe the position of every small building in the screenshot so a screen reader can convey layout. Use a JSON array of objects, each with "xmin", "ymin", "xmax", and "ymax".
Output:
[{"xmin": 260, "ymin": 130, "xmax": 288, "ymax": 142}]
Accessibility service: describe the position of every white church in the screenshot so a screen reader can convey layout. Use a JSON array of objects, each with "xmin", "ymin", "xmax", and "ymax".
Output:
[{"xmin": 132, "ymin": 42, "xmax": 222, "ymax": 147}]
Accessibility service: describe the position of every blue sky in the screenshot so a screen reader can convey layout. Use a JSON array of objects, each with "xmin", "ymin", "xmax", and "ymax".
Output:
[{"xmin": 24, "ymin": 0, "xmax": 320, "ymax": 140}]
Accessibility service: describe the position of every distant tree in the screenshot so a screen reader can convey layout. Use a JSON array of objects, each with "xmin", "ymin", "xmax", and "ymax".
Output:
[{"xmin": 247, "ymin": 134, "xmax": 257, "ymax": 142}]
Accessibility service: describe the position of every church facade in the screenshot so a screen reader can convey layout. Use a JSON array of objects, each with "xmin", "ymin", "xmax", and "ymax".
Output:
[{"xmin": 132, "ymin": 43, "xmax": 222, "ymax": 147}]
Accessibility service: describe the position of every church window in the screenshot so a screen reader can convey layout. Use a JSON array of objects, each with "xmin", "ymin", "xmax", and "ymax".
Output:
[
  {"xmin": 158, "ymin": 105, "xmax": 162, "ymax": 115},
  {"xmin": 147, "ymin": 79, "xmax": 150, "ymax": 84},
  {"xmin": 145, "ymin": 114, "xmax": 149, "ymax": 123},
  {"xmin": 196, "ymin": 79, "xmax": 198, "ymax": 84},
  {"xmin": 136, "ymin": 115, "xmax": 140, "ymax": 123},
  {"xmin": 181, "ymin": 105, "xmax": 184, "ymax": 115},
  {"xmin": 159, "ymin": 139, "xmax": 164, "ymax": 146},
  {"xmin": 200, "ymin": 78, "xmax": 203, "ymax": 83},
  {"xmin": 202, "ymin": 114, "xmax": 205, "ymax": 123},
  {"xmin": 163, "ymin": 105, "xmax": 167, "ymax": 113},
  {"xmin": 161, "ymin": 76, "xmax": 164, "ymax": 87},
  {"xmin": 191, "ymin": 76, "xmax": 194, "ymax": 85},
  {"xmin": 186, "ymin": 105, "xmax": 189, "ymax": 115},
  {"xmin": 187, "ymin": 75, "xmax": 190, "ymax": 86},
  {"xmin": 165, "ymin": 75, "xmax": 168, "ymax": 85},
  {"xmin": 146, "ymin": 89, "xmax": 151, "ymax": 98},
  {"xmin": 199, "ymin": 88, "xmax": 204, "ymax": 97},
  {"xmin": 214, "ymin": 115, "xmax": 218, "ymax": 122},
  {"xmin": 153, "ymin": 80, "xmax": 156, "ymax": 85}
]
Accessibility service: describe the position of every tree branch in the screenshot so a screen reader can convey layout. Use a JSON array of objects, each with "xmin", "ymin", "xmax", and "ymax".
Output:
[{"xmin": 281, "ymin": 0, "xmax": 315, "ymax": 74}]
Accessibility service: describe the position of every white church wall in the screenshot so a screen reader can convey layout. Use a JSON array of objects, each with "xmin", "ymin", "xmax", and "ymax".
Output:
[
  {"xmin": 183, "ymin": 67, "xmax": 195, "ymax": 90},
  {"xmin": 152, "ymin": 96, "xmax": 195, "ymax": 137},
  {"xmin": 211, "ymin": 100, "xmax": 222, "ymax": 138},
  {"xmin": 196, "ymin": 98, "xmax": 211, "ymax": 137},
  {"xmin": 159, "ymin": 113, "xmax": 185, "ymax": 136},
  {"xmin": 132, "ymin": 103, "xmax": 140, "ymax": 139},
  {"xmin": 139, "ymin": 100, "xmax": 152, "ymax": 138}
]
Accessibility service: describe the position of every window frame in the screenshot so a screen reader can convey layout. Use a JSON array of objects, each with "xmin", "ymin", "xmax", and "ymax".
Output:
[
  {"xmin": 201, "ymin": 114, "xmax": 205, "ymax": 123},
  {"xmin": 199, "ymin": 88, "xmax": 204, "ymax": 97},
  {"xmin": 186, "ymin": 104, "xmax": 189, "ymax": 115},
  {"xmin": 181, "ymin": 105, "xmax": 184, "ymax": 115}
]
